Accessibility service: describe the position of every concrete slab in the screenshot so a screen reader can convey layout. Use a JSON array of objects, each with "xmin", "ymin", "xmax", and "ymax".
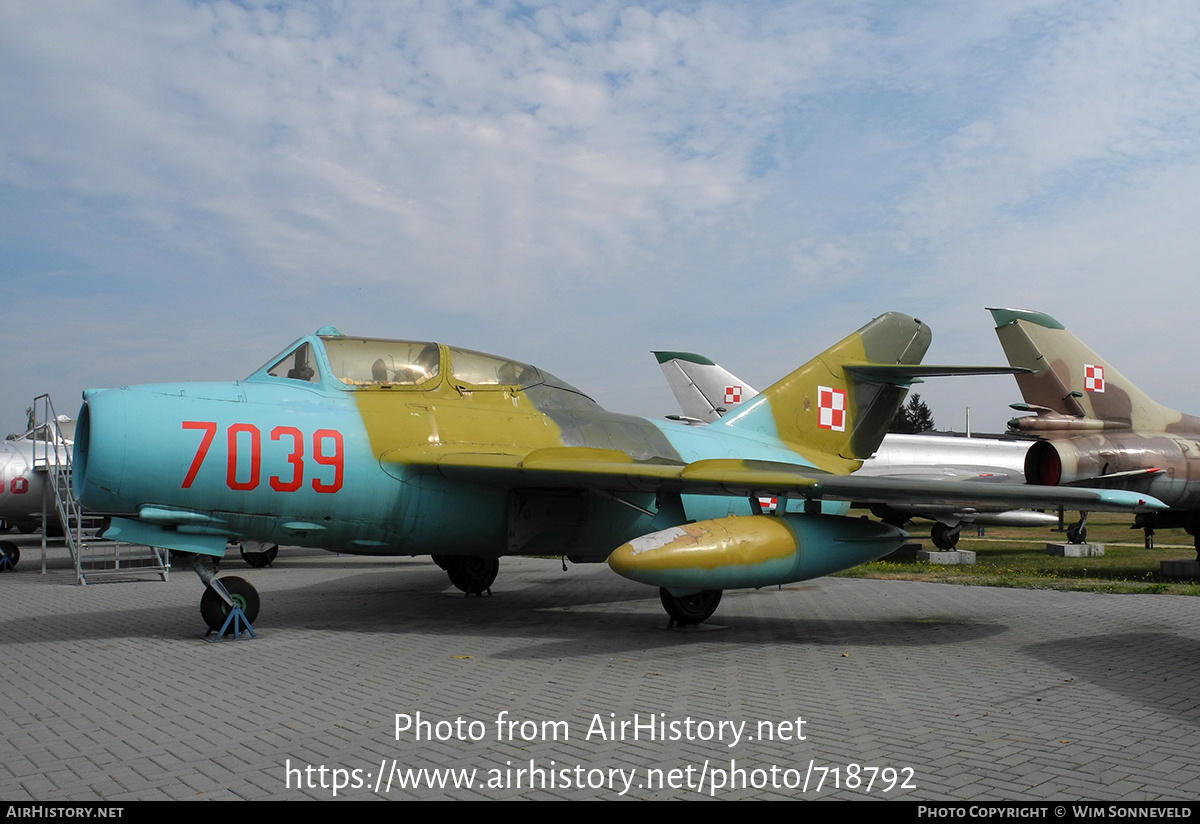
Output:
[
  {"xmin": 916, "ymin": 549, "xmax": 976, "ymax": 565},
  {"xmin": 2, "ymin": 535, "xmax": 1200, "ymax": 800},
  {"xmin": 1047, "ymin": 543, "xmax": 1106, "ymax": 557},
  {"xmin": 1161, "ymin": 560, "xmax": 1200, "ymax": 579},
  {"xmin": 882, "ymin": 542, "xmax": 922, "ymax": 562}
]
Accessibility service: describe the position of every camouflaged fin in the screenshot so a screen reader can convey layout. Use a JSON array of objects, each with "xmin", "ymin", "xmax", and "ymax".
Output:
[
  {"xmin": 719, "ymin": 313, "xmax": 931, "ymax": 473},
  {"xmin": 990, "ymin": 307, "xmax": 1200, "ymax": 433}
]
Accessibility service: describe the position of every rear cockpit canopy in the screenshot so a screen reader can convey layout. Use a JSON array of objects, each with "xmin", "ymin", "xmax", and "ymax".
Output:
[{"xmin": 322, "ymin": 338, "xmax": 441, "ymax": 387}]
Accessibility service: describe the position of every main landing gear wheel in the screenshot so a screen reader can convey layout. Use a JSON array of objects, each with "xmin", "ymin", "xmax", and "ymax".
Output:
[
  {"xmin": 445, "ymin": 556, "xmax": 499, "ymax": 595},
  {"xmin": 0, "ymin": 541, "xmax": 19, "ymax": 571},
  {"xmin": 930, "ymin": 522, "xmax": 961, "ymax": 550},
  {"xmin": 1066, "ymin": 522, "xmax": 1088, "ymax": 544},
  {"xmin": 240, "ymin": 545, "xmax": 278, "ymax": 568},
  {"xmin": 200, "ymin": 576, "xmax": 260, "ymax": 635},
  {"xmin": 659, "ymin": 588, "xmax": 722, "ymax": 626}
]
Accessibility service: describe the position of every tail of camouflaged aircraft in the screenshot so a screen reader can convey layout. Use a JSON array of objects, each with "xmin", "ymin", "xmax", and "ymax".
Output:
[
  {"xmin": 991, "ymin": 307, "xmax": 1198, "ymax": 433},
  {"xmin": 992, "ymin": 307, "xmax": 1200, "ymax": 539}
]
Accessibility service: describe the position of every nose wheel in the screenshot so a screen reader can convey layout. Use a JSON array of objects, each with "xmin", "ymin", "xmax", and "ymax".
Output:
[
  {"xmin": 192, "ymin": 556, "xmax": 259, "ymax": 638},
  {"xmin": 200, "ymin": 576, "xmax": 260, "ymax": 635},
  {"xmin": 930, "ymin": 522, "xmax": 961, "ymax": 550},
  {"xmin": 1066, "ymin": 513, "xmax": 1088, "ymax": 544},
  {"xmin": 0, "ymin": 541, "xmax": 19, "ymax": 571}
]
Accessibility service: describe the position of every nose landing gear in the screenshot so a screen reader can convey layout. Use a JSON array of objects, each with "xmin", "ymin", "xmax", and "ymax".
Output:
[{"xmin": 193, "ymin": 555, "xmax": 259, "ymax": 639}]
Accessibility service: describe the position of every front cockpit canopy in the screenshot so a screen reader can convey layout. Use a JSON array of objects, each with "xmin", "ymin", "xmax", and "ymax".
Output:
[{"xmin": 266, "ymin": 342, "xmax": 321, "ymax": 384}]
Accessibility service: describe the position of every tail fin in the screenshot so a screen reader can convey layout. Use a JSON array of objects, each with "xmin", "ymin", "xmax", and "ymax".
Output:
[
  {"xmin": 718, "ymin": 313, "xmax": 932, "ymax": 473},
  {"xmin": 989, "ymin": 307, "xmax": 1195, "ymax": 433},
  {"xmin": 653, "ymin": 351, "xmax": 758, "ymax": 423}
]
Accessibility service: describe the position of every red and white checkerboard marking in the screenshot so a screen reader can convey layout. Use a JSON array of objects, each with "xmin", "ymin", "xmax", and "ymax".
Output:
[
  {"xmin": 723, "ymin": 385, "xmax": 742, "ymax": 405},
  {"xmin": 817, "ymin": 386, "xmax": 846, "ymax": 431},
  {"xmin": 1084, "ymin": 364, "xmax": 1105, "ymax": 393},
  {"xmin": 758, "ymin": 497, "xmax": 778, "ymax": 511}
]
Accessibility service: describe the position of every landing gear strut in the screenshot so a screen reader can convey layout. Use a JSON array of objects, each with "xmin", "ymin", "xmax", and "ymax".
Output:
[
  {"xmin": 440, "ymin": 556, "xmax": 499, "ymax": 595},
  {"xmin": 659, "ymin": 588, "xmax": 722, "ymax": 627},
  {"xmin": 930, "ymin": 522, "xmax": 961, "ymax": 550}
]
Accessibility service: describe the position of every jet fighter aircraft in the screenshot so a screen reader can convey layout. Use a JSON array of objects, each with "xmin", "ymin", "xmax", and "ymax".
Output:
[
  {"xmin": 0, "ymin": 417, "xmax": 74, "ymax": 567},
  {"xmin": 653, "ymin": 351, "xmax": 1052, "ymax": 549},
  {"xmin": 73, "ymin": 314, "xmax": 1165, "ymax": 631},
  {"xmin": 992, "ymin": 307, "xmax": 1200, "ymax": 550}
]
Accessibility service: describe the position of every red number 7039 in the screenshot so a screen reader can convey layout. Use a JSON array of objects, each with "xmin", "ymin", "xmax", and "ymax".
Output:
[{"xmin": 181, "ymin": 421, "xmax": 343, "ymax": 493}]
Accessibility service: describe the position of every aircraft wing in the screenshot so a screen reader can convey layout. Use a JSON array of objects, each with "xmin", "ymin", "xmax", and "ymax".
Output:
[{"xmin": 391, "ymin": 445, "xmax": 1166, "ymax": 514}]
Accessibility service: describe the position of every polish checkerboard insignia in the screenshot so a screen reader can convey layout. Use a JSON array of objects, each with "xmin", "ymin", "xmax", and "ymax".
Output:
[
  {"xmin": 723, "ymin": 386, "xmax": 742, "ymax": 405},
  {"xmin": 817, "ymin": 386, "xmax": 846, "ymax": 431},
  {"xmin": 1084, "ymin": 364, "xmax": 1105, "ymax": 393}
]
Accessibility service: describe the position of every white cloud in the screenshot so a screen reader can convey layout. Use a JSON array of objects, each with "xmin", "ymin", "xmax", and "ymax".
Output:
[
  {"xmin": 896, "ymin": 0, "xmax": 1200, "ymax": 243},
  {"xmin": 0, "ymin": 1, "xmax": 868, "ymax": 317},
  {"xmin": 3, "ymin": 1, "xmax": 1200, "ymax": 431}
]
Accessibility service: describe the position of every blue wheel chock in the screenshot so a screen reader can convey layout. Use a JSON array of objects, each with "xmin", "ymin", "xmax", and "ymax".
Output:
[{"xmin": 205, "ymin": 604, "xmax": 257, "ymax": 641}]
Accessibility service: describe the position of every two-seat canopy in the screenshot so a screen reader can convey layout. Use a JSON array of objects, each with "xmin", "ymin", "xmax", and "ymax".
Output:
[{"xmin": 256, "ymin": 332, "xmax": 591, "ymax": 400}]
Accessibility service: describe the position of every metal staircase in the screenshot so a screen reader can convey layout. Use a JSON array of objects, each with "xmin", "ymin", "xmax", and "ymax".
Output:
[{"xmin": 32, "ymin": 394, "xmax": 170, "ymax": 584}]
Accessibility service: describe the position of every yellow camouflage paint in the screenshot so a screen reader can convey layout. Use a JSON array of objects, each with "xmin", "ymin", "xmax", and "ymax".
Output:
[
  {"xmin": 764, "ymin": 330, "xmax": 866, "ymax": 472},
  {"xmin": 723, "ymin": 313, "xmax": 931, "ymax": 475},
  {"xmin": 607, "ymin": 515, "xmax": 799, "ymax": 574},
  {"xmin": 352, "ymin": 345, "xmax": 568, "ymax": 462}
]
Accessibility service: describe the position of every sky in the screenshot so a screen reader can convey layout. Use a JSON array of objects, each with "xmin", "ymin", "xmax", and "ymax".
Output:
[{"xmin": 3, "ymin": 0, "xmax": 1200, "ymax": 437}]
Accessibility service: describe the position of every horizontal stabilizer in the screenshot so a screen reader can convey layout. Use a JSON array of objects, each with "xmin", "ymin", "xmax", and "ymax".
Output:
[
  {"xmin": 1068, "ymin": 467, "xmax": 1167, "ymax": 485},
  {"xmin": 844, "ymin": 363, "xmax": 1029, "ymax": 386}
]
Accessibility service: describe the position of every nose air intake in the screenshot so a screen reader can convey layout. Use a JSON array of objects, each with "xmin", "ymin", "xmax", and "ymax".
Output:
[
  {"xmin": 71, "ymin": 400, "xmax": 91, "ymax": 498},
  {"xmin": 71, "ymin": 390, "xmax": 128, "ymax": 513}
]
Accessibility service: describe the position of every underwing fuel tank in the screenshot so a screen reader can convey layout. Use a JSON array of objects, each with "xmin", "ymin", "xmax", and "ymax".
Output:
[{"xmin": 606, "ymin": 513, "xmax": 907, "ymax": 593}]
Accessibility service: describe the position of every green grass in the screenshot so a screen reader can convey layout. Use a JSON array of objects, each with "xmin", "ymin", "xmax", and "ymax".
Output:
[{"xmin": 832, "ymin": 512, "xmax": 1200, "ymax": 596}]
